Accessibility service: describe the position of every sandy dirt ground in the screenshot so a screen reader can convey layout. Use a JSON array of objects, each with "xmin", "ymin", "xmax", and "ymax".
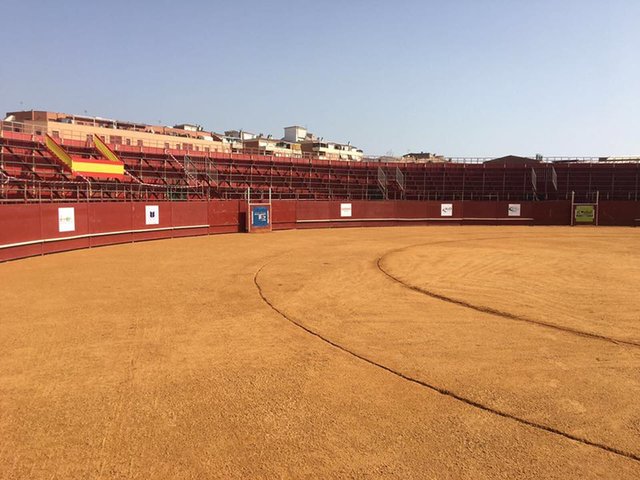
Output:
[{"xmin": 1, "ymin": 226, "xmax": 639, "ymax": 479}]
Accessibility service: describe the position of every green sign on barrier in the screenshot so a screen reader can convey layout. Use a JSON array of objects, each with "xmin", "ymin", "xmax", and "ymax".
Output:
[{"xmin": 575, "ymin": 205, "xmax": 595, "ymax": 223}]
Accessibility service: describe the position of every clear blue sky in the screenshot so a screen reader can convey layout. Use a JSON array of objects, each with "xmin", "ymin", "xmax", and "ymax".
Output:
[{"xmin": 2, "ymin": 0, "xmax": 639, "ymax": 157}]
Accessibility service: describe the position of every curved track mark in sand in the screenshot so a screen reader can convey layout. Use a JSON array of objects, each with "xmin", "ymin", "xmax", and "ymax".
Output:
[
  {"xmin": 254, "ymin": 263, "xmax": 640, "ymax": 464},
  {"xmin": 376, "ymin": 241, "xmax": 640, "ymax": 349}
]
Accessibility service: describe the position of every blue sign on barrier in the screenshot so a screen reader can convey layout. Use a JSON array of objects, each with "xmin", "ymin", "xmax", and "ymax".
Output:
[{"xmin": 252, "ymin": 206, "xmax": 270, "ymax": 228}]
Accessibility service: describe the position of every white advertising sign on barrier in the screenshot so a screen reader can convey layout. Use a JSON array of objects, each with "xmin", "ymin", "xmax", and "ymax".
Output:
[
  {"xmin": 145, "ymin": 205, "xmax": 159, "ymax": 225},
  {"xmin": 58, "ymin": 207, "xmax": 75, "ymax": 232},
  {"xmin": 508, "ymin": 203, "xmax": 521, "ymax": 217},
  {"xmin": 440, "ymin": 203, "xmax": 453, "ymax": 217},
  {"xmin": 340, "ymin": 203, "xmax": 352, "ymax": 217}
]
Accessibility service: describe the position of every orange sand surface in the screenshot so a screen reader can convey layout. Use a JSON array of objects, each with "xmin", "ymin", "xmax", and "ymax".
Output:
[{"xmin": 1, "ymin": 226, "xmax": 639, "ymax": 479}]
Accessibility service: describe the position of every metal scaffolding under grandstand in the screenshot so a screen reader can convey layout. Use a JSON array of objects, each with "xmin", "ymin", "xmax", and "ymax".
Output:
[{"xmin": 1, "ymin": 123, "xmax": 639, "ymax": 204}]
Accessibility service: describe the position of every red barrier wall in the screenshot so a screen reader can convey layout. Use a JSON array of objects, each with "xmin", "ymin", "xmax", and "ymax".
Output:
[
  {"xmin": 532, "ymin": 201, "xmax": 572, "ymax": 225},
  {"xmin": 39, "ymin": 203, "xmax": 90, "ymax": 255},
  {"xmin": 1, "ymin": 200, "xmax": 637, "ymax": 262},
  {"xmin": 0, "ymin": 204, "xmax": 43, "ymax": 262},
  {"xmin": 208, "ymin": 200, "xmax": 241, "ymax": 234},
  {"xmin": 598, "ymin": 201, "xmax": 640, "ymax": 226},
  {"xmin": 295, "ymin": 200, "xmax": 531, "ymax": 228},
  {"xmin": 88, "ymin": 203, "xmax": 134, "ymax": 247},
  {"xmin": 295, "ymin": 201, "xmax": 331, "ymax": 226},
  {"xmin": 0, "ymin": 201, "xmax": 241, "ymax": 262},
  {"xmin": 396, "ymin": 200, "xmax": 429, "ymax": 219},
  {"xmin": 170, "ymin": 202, "xmax": 209, "ymax": 238},
  {"xmin": 0, "ymin": 204, "xmax": 42, "ymax": 245},
  {"xmin": 271, "ymin": 200, "xmax": 297, "ymax": 230},
  {"xmin": 460, "ymin": 201, "xmax": 534, "ymax": 225},
  {"xmin": 131, "ymin": 202, "xmax": 172, "ymax": 242}
]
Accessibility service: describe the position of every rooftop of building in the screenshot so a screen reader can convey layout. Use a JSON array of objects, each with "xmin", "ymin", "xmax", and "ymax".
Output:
[{"xmin": 4, "ymin": 109, "xmax": 364, "ymax": 155}]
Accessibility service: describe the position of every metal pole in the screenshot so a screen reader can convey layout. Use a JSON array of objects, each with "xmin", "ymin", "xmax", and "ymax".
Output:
[{"xmin": 570, "ymin": 190, "xmax": 575, "ymax": 226}]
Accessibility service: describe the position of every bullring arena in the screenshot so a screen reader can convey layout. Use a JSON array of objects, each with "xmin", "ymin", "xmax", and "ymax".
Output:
[
  {"xmin": 1, "ymin": 225, "xmax": 640, "ymax": 479},
  {"xmin": 1, "ymin": 124, "xmax": 640, "ymax": 478}
]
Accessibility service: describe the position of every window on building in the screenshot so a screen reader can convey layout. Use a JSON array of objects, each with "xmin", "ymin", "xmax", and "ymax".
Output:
[
  {"xmin": 137, "ymin": 140, "xmax": 143, "ymax": 147},
  {"xmin": 52, "ymin": 131, "xmax": 60, "ymax": 138},
  {"xmin": 164, "ymin": 142, "xmax": 170, "ymax": 149},
  {"xmin": 125, "ymin": 138, "xmax": 131, "ymax": 146},
  {"xmin": 111, "ymin": 135, "xmax": 122, "ymax": 145}
]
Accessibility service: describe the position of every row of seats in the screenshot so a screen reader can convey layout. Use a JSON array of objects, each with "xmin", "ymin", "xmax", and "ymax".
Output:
[{"xmin": 1, "ymin": 136, "xmax": 639, "ymax": 202}]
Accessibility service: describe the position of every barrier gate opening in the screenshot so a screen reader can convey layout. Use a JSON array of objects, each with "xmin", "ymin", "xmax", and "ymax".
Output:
[
  {"xmin": 571, "ymin": 191, "xmax": 599, "ymax": 226},
  {"xmin": 246, "ymin": 187, "xmax": 272, "ymax": 233}
]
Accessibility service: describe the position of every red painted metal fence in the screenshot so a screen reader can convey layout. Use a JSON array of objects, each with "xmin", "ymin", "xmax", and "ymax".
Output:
[{"xmin": 1, "ymin": 200, "xmax": 638, "ymax": 262}]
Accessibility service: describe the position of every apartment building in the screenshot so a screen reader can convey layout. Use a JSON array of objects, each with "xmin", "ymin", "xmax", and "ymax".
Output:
[{"xmin": 4, "ymin": 110, "xmax": 230, "ymax": 154}]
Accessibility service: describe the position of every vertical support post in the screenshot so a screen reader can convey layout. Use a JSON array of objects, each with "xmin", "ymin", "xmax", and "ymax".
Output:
[{"xmin": 570, "ymin": 191, "xmax": 575, "ymax": 226}]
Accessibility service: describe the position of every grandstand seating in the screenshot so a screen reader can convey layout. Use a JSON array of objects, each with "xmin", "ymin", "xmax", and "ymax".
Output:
[{"xmin": 1, "ymin": 131, "xmax": 639, "ymax": 203}]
